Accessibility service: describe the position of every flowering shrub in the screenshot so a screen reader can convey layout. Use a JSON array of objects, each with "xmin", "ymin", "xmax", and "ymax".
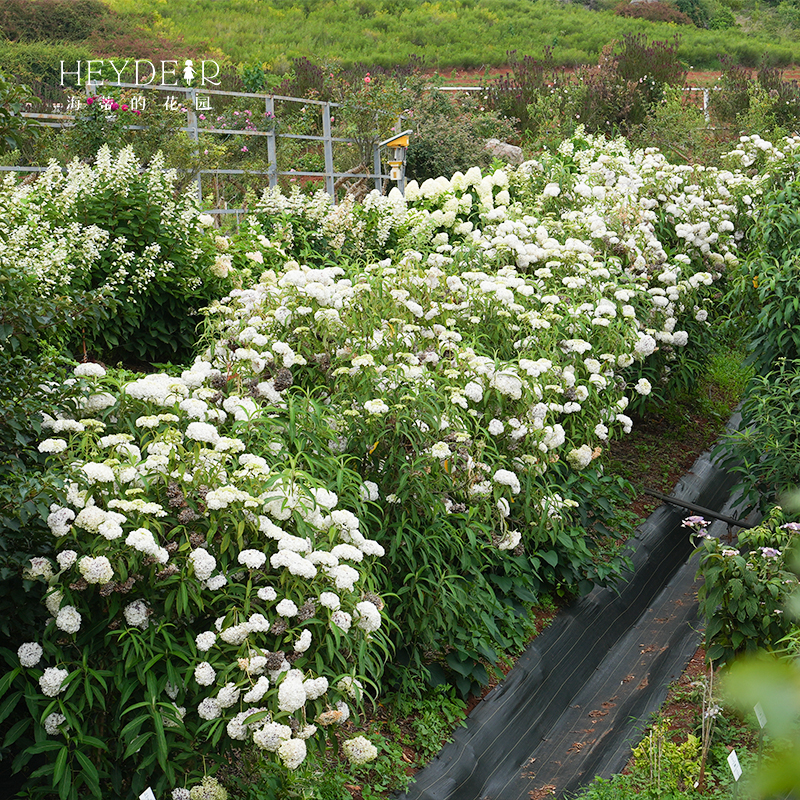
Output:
[
  {"xmin": 3, "ymin": 128, "xmax": 796, "ymax": 791},
  {"xmin": 688, "ymin": 508, "xmax": 800, "ymax": 665},
  {"xmin": 2, "ymin": 362, "xmax": 386, "ymax": 798},
  {"xmin": 0, "ymin": 145, "xmax": 235, "ymax": 364},
  {"xmin": 197, "ymin": 128, "xmax": 773, "ymax": 688},
  {"xmin": 204, "ymin": 104, "xmax": 276, "ymax": 135},
  {"xmin": 725, "ymin": 143, "xmax": 800, "ymax": 374}
]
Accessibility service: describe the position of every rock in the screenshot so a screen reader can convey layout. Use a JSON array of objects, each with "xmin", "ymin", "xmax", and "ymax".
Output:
[{"xmin": 485, "ymin": 138, "xmax": 524, "ymax": 165}]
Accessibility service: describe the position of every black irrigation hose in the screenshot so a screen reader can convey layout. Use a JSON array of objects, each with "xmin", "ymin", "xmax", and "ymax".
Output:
[
  {"xmin": 397, "ymin": 412, "xmax": 754, "ymax": 800},
  {"xmin": 641, "ymin": 486, "xmax": 758, "ymax": 530}
]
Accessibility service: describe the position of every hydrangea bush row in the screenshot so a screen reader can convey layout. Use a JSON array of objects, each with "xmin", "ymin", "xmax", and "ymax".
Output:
[
  {"xmin": 205, "ymin": 130, "xmax": 793, "ymax": 686},
  {"xmin": 5, "ymin": 130, "xmax": 800, "ymax": 797},
  {"xmin": 5, "ymin": 362, "xmax": 388, "ymax": 798}
]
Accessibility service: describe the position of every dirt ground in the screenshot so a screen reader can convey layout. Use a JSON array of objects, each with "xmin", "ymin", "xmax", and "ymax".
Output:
[{"xmin": 430, "ymin": 65, "xmax": 800, "ymax": 88}]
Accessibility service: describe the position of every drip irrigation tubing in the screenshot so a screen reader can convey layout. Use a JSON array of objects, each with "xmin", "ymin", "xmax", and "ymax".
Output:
[{"xmin": 398, "ymin": 412, "xmax": 755, "ymax": 800}]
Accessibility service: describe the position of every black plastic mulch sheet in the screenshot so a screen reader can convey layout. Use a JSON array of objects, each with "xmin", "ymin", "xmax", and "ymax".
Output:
[{"xmin": 398, "ymin": 421, "xmax": 750, "ymax": 800}]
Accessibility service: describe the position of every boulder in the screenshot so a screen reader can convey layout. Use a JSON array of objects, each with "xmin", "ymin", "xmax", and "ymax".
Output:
[{"xmin": 485, "ymin": 138, "xmax": 524, "ymax": 165}]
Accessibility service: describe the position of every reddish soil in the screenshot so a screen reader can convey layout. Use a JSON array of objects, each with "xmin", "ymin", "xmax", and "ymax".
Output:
[{"xmin": 430, "ymin": 65, "xmax": 800, "ymax": 88}]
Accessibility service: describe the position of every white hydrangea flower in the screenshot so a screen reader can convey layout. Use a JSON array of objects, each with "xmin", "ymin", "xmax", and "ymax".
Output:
[
  {"xmin": 197, "ymin": 697, "xmax": 222, "ymax": 720},
  {"xmin": 278, "ymin": 738, "xmax": 307, "ymax": 770},
  {"xmin": 319, "ymin": 591, "xmax": 340, "ymax": 610},
  {"xmin": 74, "ymin": 362, "xmax": 106, "ymax": 378},
  {"xmin": 56, "ymin": 550, "xmax": 77, "ymax": 571},
  {"xmin": 294, "ymin": 629, "xmax": 312, "ymax": 653},
  {"xmin": 430, "ymin": 441, "xmax": 452, "ymax": 459},
  {"xmin": 363, "ymin": 399, "xmax": 390, "ymax": 415},
  {"xmin": 196, "ymin": 631, "xmax": 217, "ymax": 652},
  {"xmin": 359, "ymin": 481, "xmax": 379, "ymax": 502},
  {"xmin": 185, "ymin": 422, "xmax": 220, "ymax": 445},
  {"xmin": 492, "ymin": 469, "xmax": 521, "ymax": 495},
  {"xmin": 38, "ymin": 439, "xmax": 68, "ymax": 454},
  {"xmin": 219, "ymin": 624, "xmax": 249, "ymax": 645},
  {"xmin": 303, "ymin": 676, "xmax": 328, "ymax": 700},
  {"xmin": 81, "ymin": 462, "xmax": 116, "ymax": 484},
  {"xmin": 194, "ymin": 662, "xmax": 216, "ymax": 686},
  {"xmin": 278, "ymin": 671, "xmax": 307, "ymax": 713},
  {"xmin": 238, "ymin": 549, "xmax": 267, "ymax": 569},
  {"xmin": 74, "ymin": 506, "xmax": 107, "ymax": 533},
  {"xmin": 243, "ymin": 675, "xmax": 270, "ymax": 703},
  {"xmin": 253, "ymin": 721, "xmax": 292, "ymax": 751},
  {"xmin": 56, "ymin": 606, "xmax": 82, "ymax": 634},
  {"xmin": 567, "ymin": 445, "xmax": 594, "ymax": 470},
  {"xmin": 331, "ymin": 610, "xmax": 352, "ymax": 632},
  {"xmin": 275, "ymin": 599, "xmax": 298, "ymax": 618},
  {"xmin": 39, "ymin": 667, "xmax": 69, "ymax": 697},
  {"xmin": 354, "ymin": 601, "xmax": 381, "ymax": 633},
  {"xmin": 78, "ymin": 555, "xmax": 113, "ymax": 584},
  {"xmin": 17, "ymin": 642, "xmax": 43, "ymax": 668},
  {"xmin": 488, "ymin": 418, "xmax": 504, "ymax": 436},
  {"xmin": 336, "ymin": 676, "xmax": 364, "ymax": 700},
  {"xmin": 47, "ymin": 506, "xmax": 75, "ymax": 538},
  {"xmin": 497, "ymin": 529, "xmax": 522, "ymax": 551},
  {"xmin": 189, "ymin": 548, "xmax": 216, "ymax": 581},
  {"xmin": 327, "ymin": 564, "xmax": 360, "ymax": 592},
  {"xmin": 216, "ymin": 682, "xmax": 241, "ymax": 708},
  {"xmin": 257, "ymin": 586, "xmax": 278, "ymax": 602},
  {"xmin": 44, "ymin": 712, "xmax": 68, "ymax": 736},
  {"xmin": 226, "ymin": 711, "xmax": 250, "ymax": 741},
  {"xmin": 343, "ymin": 735, "xmax": 379, "ymax": 766},
  {"xmin": 126, "ymin": 528, "xmax": 169, "ymax": 564},
  {"xmin": 124, "ymin": 600, "xmax": 149, "ymax": 629}
]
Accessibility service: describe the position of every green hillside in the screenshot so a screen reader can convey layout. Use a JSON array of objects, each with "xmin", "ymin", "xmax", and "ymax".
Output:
[
  {"xmin": 103, "ymin": 0, "xmax": 800, "ymax": 69},
  {"xmin": 2, "ymin": 0, "xmax": 799, "ymax": 81}
]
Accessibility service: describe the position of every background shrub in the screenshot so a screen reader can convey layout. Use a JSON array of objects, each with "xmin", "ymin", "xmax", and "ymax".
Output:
[
  {"xmin": 0, "ymin": 146, "xmax": 236, "ymax": 366},
  {"xmin": 615, "ymin": 2, "xmax": 694, "ymax": 25},
  {"xmin": 405, "ymin": 89, "xmax": 518, "ymax": 182}
]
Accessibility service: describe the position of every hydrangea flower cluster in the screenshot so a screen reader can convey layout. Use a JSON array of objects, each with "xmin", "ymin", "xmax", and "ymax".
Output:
[{"xmin": 19, "ymin": 359, "xmax": 387, "ymax": 789}]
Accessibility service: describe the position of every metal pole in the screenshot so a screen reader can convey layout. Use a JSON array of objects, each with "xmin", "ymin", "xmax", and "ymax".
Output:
[
  {"xmin": 322, "ymin": 102, "xmax": 335, "ymax": 202},
  {"xmin": 265, "ymin": 95, "xmax": 278, "ymax": 190},
  {"xmin": 397, "ymin": 115, "xmax": 407, "ymax": 194},
  {"xmin": 187, "ymin": 87, "xmax": 201, "ymax": 202},
  {"xmin": 373, "ymin": 141, "xmax": 382, "ymax": 195}
]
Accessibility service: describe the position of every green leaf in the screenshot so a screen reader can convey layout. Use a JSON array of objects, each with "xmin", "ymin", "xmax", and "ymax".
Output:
[
  {"xmin": 123, "ymin": 731, "xmax": 153, "ymax": 759},
  {"xmin": 74, "ymin": 750, "xmax": 100, "ymax": 796},
  {"xmin": 25, "ymin": 740, "xmax": 64, "ymax": 754},
  {"xmin": 541, "ymin": 550, "xmax": 559, "ymax": 567},
  {"xmin": 3, "ymin": 717, "xmax": 30, "ymax": 748},
  {"xmin": 0, "ymin": 690, "xmax": 22, "ymax": 724},
  {"xmin": 54, "ymin": 745, "xmax": 69, "ymax": 785}
]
